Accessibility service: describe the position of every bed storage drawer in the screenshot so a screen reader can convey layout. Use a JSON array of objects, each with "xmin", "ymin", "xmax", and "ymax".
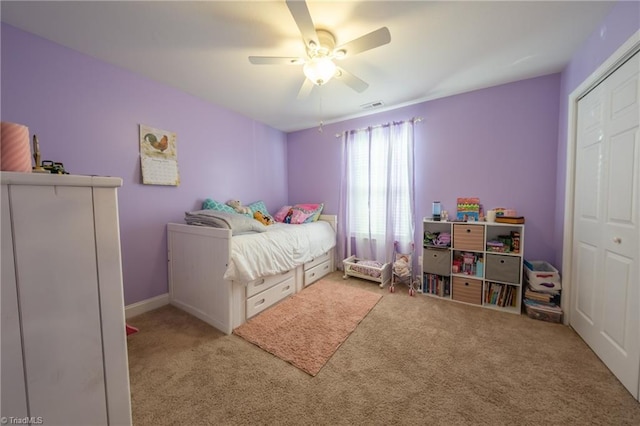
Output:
[
  {"xmin": 305, "ymin": 251, "xmax": 331, "ymax": 271},
  {"xmin": 246, "ymin": 275, "xmax": 295, "ymax": 318},
  {"xmin": 246, "ymin": 269, "xmax": 294, "ymax": 298},
  {"xmin": 304, "ymin": 260, "xmax": 331, "ymax": 286},
  {"xmin": 451, "ymin": 276, "xmax": 482, "ymax": 305}
]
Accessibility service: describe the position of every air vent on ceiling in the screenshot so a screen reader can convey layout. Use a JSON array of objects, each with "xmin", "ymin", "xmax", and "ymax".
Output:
[{"xmin": 360, "ymin": 100, "xmax": 384, "ymax": 110}]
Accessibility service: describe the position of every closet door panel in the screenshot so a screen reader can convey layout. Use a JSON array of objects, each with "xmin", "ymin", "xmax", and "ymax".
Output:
[
  {"xmin": 571, "ymin": 51, "xmax": 639, "ymax": 400},
  {"xmin": 575, "ymin": 243, "xmax": 598, "ymax": 323}
]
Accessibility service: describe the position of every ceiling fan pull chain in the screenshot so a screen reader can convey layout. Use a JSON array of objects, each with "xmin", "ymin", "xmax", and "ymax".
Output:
[{"xmin": 318, "ymin": 91, "xmax": 324, "ymax": 133}]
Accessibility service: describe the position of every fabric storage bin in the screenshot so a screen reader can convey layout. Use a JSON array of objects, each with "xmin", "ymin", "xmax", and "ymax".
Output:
[
  {"xmin": 423, "ymin": 247, "xmax": 450, "ymax": 276},
  {"xmin": 451, "ymin": 276, "xmax": 482, "ymax": 305},
  {"xmin": 485, "ymin": 254, "xmax": 520, "ymax": 284},
  {"xmin": 452, "ymin": 224, "xmax": 484, "ymax": 251}
]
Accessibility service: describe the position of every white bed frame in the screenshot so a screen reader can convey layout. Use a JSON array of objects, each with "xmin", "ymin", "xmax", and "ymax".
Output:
[{"xmin": 167, "ymin": 215, "xmax": 337, "ymax": 334}]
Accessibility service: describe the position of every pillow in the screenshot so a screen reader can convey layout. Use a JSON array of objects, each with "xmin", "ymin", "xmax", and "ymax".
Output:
[
  {"xmin": 202, "ymin": 198, "xmax": 236, "ymax": 214},
  {"xmin": 185, "ymin": 209, "xmax": 267, "ymax": 235},
  {"xmin": 292, "ymin": 203, "xmax": 324, "ymax": 223},
  {"xmin": 289, "ymin": 209, "xmax": 314, "ymax": 224},
  {"xmin": 273, "ymin": 205, "xmax": 292, "ymax": 223},
  {"xmin": 248, "ymin": 200, "xmax": 274, "ymax": 222}
]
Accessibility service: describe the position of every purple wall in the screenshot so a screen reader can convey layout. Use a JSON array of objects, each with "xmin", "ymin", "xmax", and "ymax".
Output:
[
  {"xmin": 555, "ymin": 1, "xmax": 640, "ymax": 269},
  {"xmin": 3, "ymin": 1, "xmax": 635, "ymax": 305},
  {"xmin": 288, "ymin": 74, "xmax": 561, "ymax": 263},
  {"xmin": 1, "ymin": 24, "xmax": 289, "ymax": 305}
]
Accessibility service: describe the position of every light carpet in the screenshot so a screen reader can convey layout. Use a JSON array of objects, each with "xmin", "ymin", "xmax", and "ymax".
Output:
[{"xmin": 233, "ymin": 278, "xmax": 382, "ymax": 376}]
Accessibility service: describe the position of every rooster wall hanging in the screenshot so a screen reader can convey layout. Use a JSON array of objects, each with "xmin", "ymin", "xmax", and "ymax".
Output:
[{"xmin": 139, "ymin": 124, "xmax": 180, "ymax": 186}]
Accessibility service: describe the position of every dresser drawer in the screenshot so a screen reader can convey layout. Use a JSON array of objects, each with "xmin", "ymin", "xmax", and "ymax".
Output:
[
  {"xmin": 423, "ymin": 248, "xmax": 450, "ymax": 276},
  {"xmin": 304, "ymin": 260, "xmax": 331, "ymax": 286},
  {"xmin": 305, "ymin": 251, "xmax": 330, "ymax": 271},
  {"xmin": 485, "ymin": 254, "xmax": 521, "ymax": 284},
  {"xmin": 451, "ymin": 276, "xmax": 482, "ymax": 305},
  {"xmin": 246, "ymin": 269, "xmax": 294, "ymax": 298},
  {"xmin": 246, "ymin": 275, "xmax": 295, "ymax": 318},
  {"xmin": 453, "ymin": 224, "xmax": 484, "ymax": 251}
]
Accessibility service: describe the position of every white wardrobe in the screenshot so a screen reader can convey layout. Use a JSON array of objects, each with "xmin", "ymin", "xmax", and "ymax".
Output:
[
  {"xmin": 567, "ymin": 42, "xmax": 639, "ymax": 400},
  {"xmin": 1, "ymin": 172, "xmax": 132, "ymax": 425}
]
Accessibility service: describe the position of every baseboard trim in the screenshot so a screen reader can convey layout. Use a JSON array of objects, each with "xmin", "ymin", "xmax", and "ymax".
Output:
[{"xmin": 125, "ymin": 293, "xmax": 169, "ymax": 319}]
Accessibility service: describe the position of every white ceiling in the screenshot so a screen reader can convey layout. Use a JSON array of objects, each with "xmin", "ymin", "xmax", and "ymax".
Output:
[{"xmin": 1, "ymin": 1, "xmax": 615, "ymax": 132}]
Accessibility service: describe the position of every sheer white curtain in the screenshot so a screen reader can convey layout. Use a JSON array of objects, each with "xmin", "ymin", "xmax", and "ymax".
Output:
[{"xmin": 338, "ymin": 120, "xmax": 415, "ymax": 264}]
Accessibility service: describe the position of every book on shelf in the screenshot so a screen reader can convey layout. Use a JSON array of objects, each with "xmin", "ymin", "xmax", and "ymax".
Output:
[
  {"xmin": 423, "ymin": 273, "xmax": 450, "ymax": 297},
  {"xmin": 484, "ymin": 282, "xmax": 517, "ymax": 307},
  {"xmin": 495, "ymin": 216, "xmax": 525, "ymax": 224}
]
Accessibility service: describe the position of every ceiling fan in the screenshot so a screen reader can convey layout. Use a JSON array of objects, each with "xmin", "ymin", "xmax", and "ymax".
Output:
[{"xmin": 249, "ymin": 0, "xmax": 391, "ymax": 99}]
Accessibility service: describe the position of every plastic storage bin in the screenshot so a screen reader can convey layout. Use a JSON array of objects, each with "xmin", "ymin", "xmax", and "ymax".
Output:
[
  {"xmin": 524, "ymin": 260, "xmax": 561, "ymax": 293},
  {"xmin": 524, "ymin": 299, "xmax": 563, "ymax": 323}
]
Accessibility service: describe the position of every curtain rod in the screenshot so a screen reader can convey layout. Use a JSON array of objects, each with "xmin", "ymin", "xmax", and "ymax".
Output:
[{"xmin": 334, "ymin": 116, "xmax": 423, "ymax": 138}]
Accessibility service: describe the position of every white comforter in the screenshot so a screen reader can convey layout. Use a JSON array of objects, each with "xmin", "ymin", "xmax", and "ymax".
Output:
[{"xmin": 223, "ymin": 221, "xmax": 336, "ymax": 283}]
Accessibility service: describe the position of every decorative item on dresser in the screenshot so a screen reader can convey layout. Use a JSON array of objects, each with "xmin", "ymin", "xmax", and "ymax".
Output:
[
  {"xmin": 422, "ymin": 218, "xmax": 525, "ymax": 314},
  {"xmin": 1, "ymin": 172, "xmax": 132, "ymax": 426}
]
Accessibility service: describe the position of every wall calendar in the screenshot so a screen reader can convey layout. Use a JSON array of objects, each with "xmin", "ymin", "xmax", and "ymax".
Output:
[{"xmin": 139, "ymin": 124, "xmax": 180, "ymax": 186}]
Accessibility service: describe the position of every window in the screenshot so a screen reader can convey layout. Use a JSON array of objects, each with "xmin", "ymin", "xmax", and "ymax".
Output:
[{"xmin": 339, "ymin": 120, "xmax": 415, "ymax": 263}]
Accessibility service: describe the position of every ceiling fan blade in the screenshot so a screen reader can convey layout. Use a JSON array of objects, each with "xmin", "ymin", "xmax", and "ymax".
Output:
[
  {"xmin": 335, "ymin": 67, "xmax": 369, "ymax": 93},
  {"xmin": 296, "ymin": 78, "xmax": 315, "ymax": 100},
  {"xmin": 335, "ymin": 27, "xmax": 391, "ymax": 58},
  {"xmin": 249, "ymin": 56, "xmax": 304, "ymax": 65},
  {"xmin": 286, "ymin": 0, "xmax": 319, "ymax": 48}
]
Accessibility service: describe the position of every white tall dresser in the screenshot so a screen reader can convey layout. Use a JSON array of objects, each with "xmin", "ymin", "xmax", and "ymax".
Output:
[{"xmin": 1, "ymin": 172, "xmax": 132, "ymax": 425}]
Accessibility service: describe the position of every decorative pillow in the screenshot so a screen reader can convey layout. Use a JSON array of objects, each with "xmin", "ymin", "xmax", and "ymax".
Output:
[
  {"xmin": 289, "ymin": 209, "xmax": 314, "ymax": 224},
  {"xmin": 292, "ymin": 203, "xmax": 324, "ymax": 223},
  {"xmin": 248, "ymin": 200, "xmax": 274, "ymax": 222},
  {"xmin": 273, "ymin": 205, "xmax": 292, "ymax": 223},
  {"xmin": 202, "ymin": 198, "xmax": 236, "ymax": 214}
]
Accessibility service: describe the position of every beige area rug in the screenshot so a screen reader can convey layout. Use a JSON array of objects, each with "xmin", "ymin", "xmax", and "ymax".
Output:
[{"xmin": 233, "ymin": 278, "xmax": 382, "ymax": 376}]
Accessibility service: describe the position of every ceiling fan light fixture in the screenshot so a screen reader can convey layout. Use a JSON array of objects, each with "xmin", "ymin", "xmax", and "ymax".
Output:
[{"xmin": 303, "ymin": 56, "xmax": 336, "ymax": 86}]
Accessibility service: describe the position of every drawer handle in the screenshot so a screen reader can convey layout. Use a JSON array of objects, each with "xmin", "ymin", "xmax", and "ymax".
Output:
[
  {"xmin": 256, "ymin": 278, "xmax": 266, "ymax": 286},
  {"xmin": 255, "ymin": 298, "xmax": 265, "ymax": 307},
  {"xmin": 310, "ymin": 272, "xmax": 315, "ymax": 277},
  {"xmin": 283, "ymin": 285, "xmax": 291, "ymax": 292},
  {"xmin": 500, "ymin": 260, "xmax": 505, "ymax": 264},
  {"xmin": 466, "ymin": 229, "xmax": 471, "ymax": 233},
  {"xmin": 465, "ymin": 282, "xmax": 469, "ymax": 286},
  {"xmin": 323, "ymin": 264, "xmax": 329, "ymax": 270}
]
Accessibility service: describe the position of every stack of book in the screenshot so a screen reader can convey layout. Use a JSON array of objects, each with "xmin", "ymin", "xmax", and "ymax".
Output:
[
  {"xmin": 524, "ymin": 286, "xmax": 561, "ymax": 305},
  {"xmin": 523, "ymin": 281, "xmax": 562, "ymax": 322}
]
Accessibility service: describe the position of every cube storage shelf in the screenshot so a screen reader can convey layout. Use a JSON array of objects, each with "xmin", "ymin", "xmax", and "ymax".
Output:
[{"xmin": 422, "ymin": 218, "xmax": 525, "ymax": 314}]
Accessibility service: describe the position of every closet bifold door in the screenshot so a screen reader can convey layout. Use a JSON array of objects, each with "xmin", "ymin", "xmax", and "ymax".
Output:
[{"xmin": 570, "ymin": 50, "xmax": 639, "ymax": 400}]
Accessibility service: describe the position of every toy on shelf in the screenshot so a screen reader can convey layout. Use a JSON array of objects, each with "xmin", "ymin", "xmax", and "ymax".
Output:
[
  {"xmin": 424, "ymin": 231, "xmax": 451, "ymax": 247},
  {"xmin": 456, "ymin": 197, "xmax": 480, "ymax": 221}
]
